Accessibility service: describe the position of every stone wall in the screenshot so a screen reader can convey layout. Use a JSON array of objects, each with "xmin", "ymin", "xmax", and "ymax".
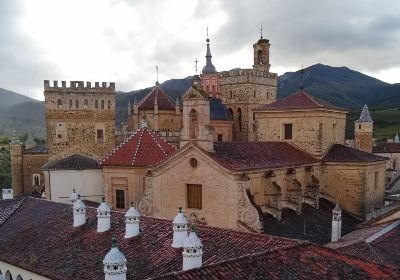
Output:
[
  {"xmin": 128, "ymin": 109, "xmax": 181, "ymax": 132},
  {"xmin": 210, "ymin": 120, "xmax": 233, "ymax": 142},
  {"xmin": 10, "ymin": 145, "xmax": 23, "ymax": 196},
  {"xmin": 354, "ymin": 122, "xmax": 373, "ymax": 153},
  {"xmin": 44, "ymin": 80, "xmax": 115, "ymax": 161},
  {"xmin": 255, "ymin": 110, "xmax": 347, "ymax": 156},
  {"xmin": 320, "ymin": 161, "xmax": 386, "ymax": 218},
  {"xmin": 219, "ymin": 69, "xmax": 277, "ymax": 141},
  {"xmin": 102, "ymin": 166, "xmax": 147, "ymax": 209},
  {"xmin": 22, "ymin": 153, "xmax": 48, "ymax": 194}
]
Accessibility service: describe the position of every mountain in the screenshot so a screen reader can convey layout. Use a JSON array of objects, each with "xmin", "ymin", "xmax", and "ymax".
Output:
[
  {"xmin": 278, "ymin": 64, "xmax": 390, "ymax": 108},
  {"xmin": 0, "ymin": 88, "xmax": 36, "ymax": 108}
]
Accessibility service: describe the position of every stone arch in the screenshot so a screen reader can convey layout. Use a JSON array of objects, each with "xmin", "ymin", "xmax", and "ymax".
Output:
[
  {"xmin": 286, "ymin": 178, "xmax": 303, "ymax": 214},
  {"xmin": 217, "ymin": 130, "xmax": 223, "ymax": 142},
  {"xmin": 304, "ymin": 175, "xmax": 320, "ymax": 209},
  {"xmin": 257, "ymin": 49, "xmax": 263, "ymax": 64},
  {"xmin": 189, "ymin": 109, "xmax": 199, "ymax": 139},
  {"xmin": 265, "ymin": 181, "xmax": 282, "ymax": 210},
  {"xmin": 5, "ymin": 271, "xmax": 12, "ymax": 280}
]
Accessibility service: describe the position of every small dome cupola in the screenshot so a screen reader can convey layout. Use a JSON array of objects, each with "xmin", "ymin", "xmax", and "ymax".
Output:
[
  {"xmin": 125, "ymin": 203, "xmax": 140, "ymax": 238},
  {"xmin": 103, "ymin": 238, "xmax": 127, "ymax": 280},
  {"xmin": 182, "ymin": 224, "xmax": 203, "ymax": 271},
  {"xmin": 172, "ymin": 207, "xmax": 188, "ymax": 248},
  {"xmin": 73, "ymin": 195, "xmax": 86, "ymax": 227},
  {"xmin": 97, "ymin": 197, "xmax": 111, "ymax": 233},
  {"xmin": 69, "ymin": 189, "xmax": 78, "ymax": 203}
]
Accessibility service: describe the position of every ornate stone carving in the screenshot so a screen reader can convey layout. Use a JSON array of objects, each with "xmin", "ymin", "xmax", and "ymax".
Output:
[
  {"xmin": 137, "ymin": 178, "xmax": 153, "ymax": 216},
  {"xmin": 237, "ymin": 180, "xmax": 263, "ymax": 232}
]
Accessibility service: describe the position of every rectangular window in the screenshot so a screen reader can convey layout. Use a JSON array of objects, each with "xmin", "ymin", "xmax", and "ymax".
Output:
[
  {"xmin": 75, "ymin": 100, "xmax": 79, "ymax": 109},
  {"xmin": 374, "ymin": 172, "xmax": 379, "ymax": 189},
  {"xmin": 283, "ymin": 123, "xmax": 293, "ymax": 140},
  {"xmin": 187, "ymin": 184, "xmax": 202, "ymax": 209},
  {"xmin": 69, "ymin": 100, "xmax": 73, "ymax": 109},
  {"xmin": 333, "ymin": 123, "xmax": 337, "ymax": 140},
  {"xmin": 101, "ymin": 100, "xmax": 105, "ymax": 109},
  {"xmin": 217, "ymin": 134, "xmax": 223, "ymax": 142},
  {"xmin": 95, "ymin": 100, "xmax": 99, "ymax": 109},
  {"xmin": 97, "ymin": 129, "xmax": 104, "ymax": 143},
  {"xmin": 115, "ymin": 189, "xmax": 125, "ymax": 209}
]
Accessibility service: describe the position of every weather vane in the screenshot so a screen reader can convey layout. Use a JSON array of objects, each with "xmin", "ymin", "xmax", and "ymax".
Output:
[
  {"xmin": 206, "ymin": 26, "xmax": 209, "ymax": 40},
  {"xmin": 260, "ymin": 22, "xmax": 263, "ymax": 39},
  {"xmin": 194, "ymin": 58, "xmax": 199, "ymax": 75},
  {"xmin": 156, "ymin": 65, "xmax": 159, "ymax": 83}
]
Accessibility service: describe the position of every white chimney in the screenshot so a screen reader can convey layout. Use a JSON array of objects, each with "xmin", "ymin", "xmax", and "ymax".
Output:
[
  {"xmin": 103, "ymin": 238, "xmax": 127, "ymax": 280},
  {"xmin": 69, "ymin": 188, "xmax": 78, "ymax": 203},
  {"xmin": 2, "ymin": 189, "xmax": 13, "ymax": 200},
  {"xmin": 73, "ymin": 195, "xmax": 86, "ymax": 227},
  {"xmin": 331, "ymin": 203, "xmax": 342, "ymax": 242},
  {"xmin": 97, "ymin": 197, "xmax": 111, "ymax": 233},
  {"xmin": 182, "ymin": 225, "xmax": 203, "ymax": 271},
  {"xmin": 172, "ymin": 207, "xmax": 188, "ymax": 248},
  {"xmin": 125, "ymin": 204, "xmax": 140, "ymax": 238}
]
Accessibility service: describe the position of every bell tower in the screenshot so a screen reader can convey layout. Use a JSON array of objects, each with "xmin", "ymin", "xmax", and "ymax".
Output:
[
  {"xmin": 354, "ymin": 104, "xmax": 373, "ymax": 153},
  {"xmin": 252, "ymin": 27, "xmax": 270, "ymax": 72}
]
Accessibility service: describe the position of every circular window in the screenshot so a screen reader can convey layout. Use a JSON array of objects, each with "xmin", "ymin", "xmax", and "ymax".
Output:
[{"xmin": 190, "ymin": 158, "xmax": 198, "ymax": 169}]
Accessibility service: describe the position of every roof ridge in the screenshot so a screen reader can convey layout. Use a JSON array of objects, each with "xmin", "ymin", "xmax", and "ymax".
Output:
[
  {"xmin": 100, "ymin": 130, "xmax": 138, "ymax": 164},
  {"xmin": 138, "ymin": 86, "xmax": 175, "ymax": 108},
  {"xmin": 0, "ymin": 197, "xmax": 28, "ymax": 228},
  {"xmin": 301, "ymin": 91, "xmax": 323, "ymax": 107},
  {"xmin": 131, "ymin": 129, "xmax": 146, "ymax": 166}
]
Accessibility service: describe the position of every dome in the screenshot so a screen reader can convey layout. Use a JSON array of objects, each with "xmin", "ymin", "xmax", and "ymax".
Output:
[
  {"xmin": 210, "ymin": 99, "xmax": 232, "ymax": 121},
  {"xmin": 173, "ymin": 208, "xmax": 188, "ymax": 224},
  {"xmin": 126, "ymin": 206, "xmax": 140, "ymax": 218},
  {"xmin": 202, "ymin": 64, "xmax": 217, "ymax": 74},
  {"xmin": 183, "ymin": 229, "xmax": 202, "ymax": 248}
]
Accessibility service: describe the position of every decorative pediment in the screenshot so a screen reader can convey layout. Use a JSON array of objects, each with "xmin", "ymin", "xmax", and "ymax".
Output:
[{"xmin": 182, "ymin": 86, "xmax": 208, "ymax": 100}]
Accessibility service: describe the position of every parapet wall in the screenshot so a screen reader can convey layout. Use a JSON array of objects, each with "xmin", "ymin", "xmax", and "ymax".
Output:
[
  {"xmin": 219, "ymin": 69, "xmax": 277, "ymax": 86},
  {"xmin": 44, "ymin": 80, "xmax": 115, "ymax": 93}
]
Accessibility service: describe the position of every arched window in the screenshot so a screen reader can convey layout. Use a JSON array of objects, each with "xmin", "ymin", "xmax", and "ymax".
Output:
[
  {"xmin": 95, "ymin": 100, "xmax": 99, "ymax": 109},
  {"xmin": 189, "ymin": 109, "xmax": 198, "ymax": 139},
  {"xmin": 5, "ymin": 270, "xmax": 13, "ymax": 280},
  {"xmin": 217, "ymin": 133, "xmax": 223, "ymax": 142},
  {"xmin": 237, "ymin": 108, "xmax": 242, "ymax": 132},
  {"xmin": 84, "ymin": 99, "xmax": 89, "ymax": 108},
  {"xmin": 57, "ymin": 99, "xmax": 62, "ymax": 108},
  {"xmin": 101, "ymin": 100, "xmax": 105, "ymax": 109},
  {"xmin": 229, "ymin": 91, "xmax": 233, "ymax": 99},
  {"xmin": 108, "ymin": 100, "xmax": 111, "ymax": 109},
  {"xmin": 258, "ymin": 50, "xmax": 263, "ymax": 64},
  {"xmin": 75, "ymin": 100, "xmax": 79, "ymax": 109},
  {"xmin": 253, "ymin": 91, "xmax": 256, "ymax": 98},
  {"xmin": 228, "ymin": 108, "xmax": 234, "ymax": 120},
  {"xmin": 33, "ymin": 174, "xmax": 40, "ymax": 186},
  {"xmin": 69, "ymin": 100, "xmax": 73, "ymax": 109}
]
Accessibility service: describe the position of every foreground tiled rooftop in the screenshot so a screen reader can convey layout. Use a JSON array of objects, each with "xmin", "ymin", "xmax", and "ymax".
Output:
[
  {"xmin": 323, "ymin": 144, "xmax": 388, "ymax": 163},
  {"xmin": 211, "ymin": 142, "xmax": 319, "ymax": 171},
  {"xmin": 1, "ymin": 198, "xmax": 399, "ymax": 280}
]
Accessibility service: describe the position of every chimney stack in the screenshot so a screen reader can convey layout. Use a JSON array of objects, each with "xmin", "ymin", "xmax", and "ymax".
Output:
[
  {"xmin": 103, "ymin": 238, "xmax": 127, "ymax": 280},
  {"xmin": 73, "ymin": 195, "xmax": 86, "ymax": 227},
  {"xmin": 97, "ymin": 197, "xmax": 111, "ymax": 233},
  {"xmin": 125, "ymin": 203, "xmax": 140, "ymax": 238},
  {"xmin": 331, "ymin": 203, "xmax": 342, "ymax": 242},
  {"xmin": 182, "ymin": 225, "xmax": 203, "ymax": 271},
  {"xmin": 1, "ymin": 189, "xmax": 13, "ymax": 200},
  {"xmin": 172, "ymin": 207, "xmax": 188, "ymax": 248}
]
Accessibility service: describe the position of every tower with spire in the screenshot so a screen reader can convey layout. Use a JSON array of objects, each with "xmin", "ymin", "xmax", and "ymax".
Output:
[
  {"xmin": 200, "ymin": 27, "xmax": 219, "ymax": 98},
  {"xmin": 354, "ymin": 104, "xmax": 373, "ymax": 153},
  {"xmin": 252, "ymin": 24, "xmax": 271, "ymax": 72}
]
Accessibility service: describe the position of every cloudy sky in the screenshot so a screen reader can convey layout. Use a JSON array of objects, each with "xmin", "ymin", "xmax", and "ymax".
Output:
[{"xmin": 1, "ymin": 0, "xmax": 400, "ymax": 100}]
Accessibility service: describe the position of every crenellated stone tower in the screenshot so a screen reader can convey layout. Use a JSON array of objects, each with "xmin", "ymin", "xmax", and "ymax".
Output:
[
  {"xmin": 354, "ymin": 104, "xmax": 373, "ymax": 153},
  {"xmin": 44, "ymin": 80, "xmax": 116, "ymax": 161},
  {"xmin": 219, "ymin": 36, "xmax": 278, "ymax": 142}
]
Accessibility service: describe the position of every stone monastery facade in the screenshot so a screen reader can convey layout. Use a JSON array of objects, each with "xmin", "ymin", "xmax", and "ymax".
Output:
[{"xmin": 9, "ymin": 34, "xmax": 388, "ymax": 234}]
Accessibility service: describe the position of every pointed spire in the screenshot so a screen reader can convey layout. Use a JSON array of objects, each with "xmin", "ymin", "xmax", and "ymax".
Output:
[
  {"xmin": 156, "ymin": 65, "xmax": 159, "ymax": 85},
  {"xmin": 202, "ymin": 27, "xmax": 217, "ymax": 74},
  {"xmin": 394, "ymin": 133, "xmax": 399, "ymax": 143},
  {"xmin": 357, "ymin": 105, "xmax": 373, "ymax": 122},
  {"xmin": 10, "ymin": 130, "xmax": 22, "ymax": 145},
  {"xmin": 24, "ymin": 130, "xmax": 36, "ymax": 149},
  {"xmin": 175, "ymin": 97, "xmax": 180, "ymax": 106},
  {"xmin": 133, "ymin": 96, "xmax": 138, "ymax": 105}
]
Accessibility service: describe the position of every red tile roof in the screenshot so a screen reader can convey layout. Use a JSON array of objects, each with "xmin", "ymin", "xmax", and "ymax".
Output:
[
  {"xmin": 138, "ymin": 85, "xmax": 176, "ymax": 110},
  {"xmin": 101, "ymin": 127, "xmax": 176, "ymax": 167},
  {"xmin": 323, "ymin": 144, "xmax": 388, "ymax": 163},
  {"xmin": 373, "ymin": 142, "xmax": 400, "ymax": 153},
  {"xmin": 211, "ymin": 142, "xmax": 319, "ymax": 171},
  {"xmin": 157, "ymin": 244, "xmax": 400, "ymax": 280},
  {"xmin": 0, "ymin": 197, "xmax": 26, "ymax": 226},
  {"xmin": 0, "ymin": 198, "xmax": 299, "ymax": 280},
  {"xmin": 254, "ymin": 91, "xmax": 347, "ymax": 111}
]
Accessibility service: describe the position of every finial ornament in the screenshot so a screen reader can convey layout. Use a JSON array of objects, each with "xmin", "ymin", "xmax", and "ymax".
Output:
[
  {"xmin": 156, "ymin": 65, "xmax": 159, "ymax": 83},
  {"xmin": 194, "ymin": 58, "xmax": 199, "ymax": 75},
  {"xmin": 206, "ymin": 26, "xmax": 209, "ymax": 42},
  {"xmin": 260, "ymin": 22, "xmax": 263, "ymax": 39}
]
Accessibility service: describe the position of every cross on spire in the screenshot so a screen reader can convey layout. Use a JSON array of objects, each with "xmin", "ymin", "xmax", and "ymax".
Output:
[{"xmin": 194, "ymin": 58, "xmax": 199, "ymax": 75}]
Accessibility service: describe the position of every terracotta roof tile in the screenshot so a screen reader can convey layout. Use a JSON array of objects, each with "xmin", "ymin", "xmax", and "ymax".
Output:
[
  {"xmin": 254, "ymin": 91, "xmax": 347, "ymax": 111},
  {"xmin": 323, "ymin": 144, "xmax": 388, "ymax": 163},
  {"xmin": 373, "ymin": 143, "xmax": 400, "ymax": 153},
  {"xmin": 211, "ymin": 142, "xmax": 319, "ymax": 171},
  {"xmin": 0, "ymin": 198, "xmax": 299, "ymax": 280},
  {"xmin": 0, "ymin": 197, "xmax": 26, "ymax": 226},
  {"xmin": 138, "ymin": 86, "xmax": 176, "ymax": 110},
  {"xmin": 101, "ymin": 127, "xmax": 176, "ymax": 167},
  {"xmin": 42, "ymin": 154, "xmax": 101, "ymax": 170},
  {"xmin": 157, "ymin": 244, "xmax": 400, "ymax": 280}
]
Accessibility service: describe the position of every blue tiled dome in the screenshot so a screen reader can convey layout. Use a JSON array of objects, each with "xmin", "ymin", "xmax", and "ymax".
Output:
[{"xmin": 210, "ymin": 99, "xmax": 232, "ymax": 121}]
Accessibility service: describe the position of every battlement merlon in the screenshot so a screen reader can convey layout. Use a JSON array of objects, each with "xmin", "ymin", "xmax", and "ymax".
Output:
[
  {"xmin": 219, "ymin": 69, "xmax": 278, "ymax": 86},
  {"xmin": 44, "ymin": 80, "xmax": 115, "ymax": 93}
]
